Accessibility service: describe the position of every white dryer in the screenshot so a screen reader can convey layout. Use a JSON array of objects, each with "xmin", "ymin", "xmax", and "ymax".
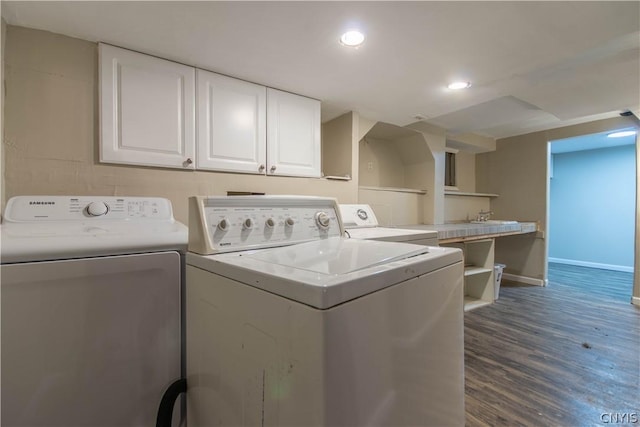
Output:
[
  {"xmin": 1, "ymin": 196, "xmax": 187, "ymax": 426},
  {"xmin": 340, "ymin": 203, "xmax": 439, "ymax": 245},
  {"xmin": 184, "ymin": 196, "xmax": 464, "ymax": 426}
]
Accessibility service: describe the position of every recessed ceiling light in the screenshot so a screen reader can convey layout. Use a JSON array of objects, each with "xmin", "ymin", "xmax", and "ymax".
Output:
[
  {"xmin": 607, "ymin": 130, "xmax": 637, "ymax": 138},
  {"xmin": 447, "ymin": 81, "xmax": 471, "ymax": 90},
  {"xmin": 340, "ymin": 30, "xmax": 365, "ymax": 47}
]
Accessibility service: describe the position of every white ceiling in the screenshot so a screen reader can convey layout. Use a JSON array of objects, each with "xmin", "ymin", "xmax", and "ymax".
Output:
[{"xmin": 2, "ymin": 1, "xmax": 639, "ymax": 139}]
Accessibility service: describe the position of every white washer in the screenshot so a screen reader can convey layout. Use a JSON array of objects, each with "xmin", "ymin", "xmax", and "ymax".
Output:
[
  {"xmin": 340, "ymin": 204, "xmax": 439, "ymax": 245},
  {"xmin": 185, "ymin": 196, "xmax": 465, "ymax": 426},
  {"xmin": 1, "ymin": 195, "xmax": 187, "ymax": 426}
]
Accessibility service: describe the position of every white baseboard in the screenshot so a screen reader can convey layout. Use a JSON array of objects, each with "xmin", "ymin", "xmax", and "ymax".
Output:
[
  {"xmin": 632, "ymin": 296, "xmax": 640, "ymax": 307},
  {"xmin": 548, "ymin": 257, "xmax": 634, "ymax": 273},
  {"xmin": 502, "ymin": 273, "xmax": 546, "ymax": 287}
]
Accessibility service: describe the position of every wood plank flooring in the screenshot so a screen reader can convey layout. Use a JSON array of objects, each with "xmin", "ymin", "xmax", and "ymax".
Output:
[
  {"xmin": 464, "ymin": 264, "xmax": 639, "ymax": 426},
  {"xmin": 547, "ymin": 263, "xmax": 634, "ymax": 303}
]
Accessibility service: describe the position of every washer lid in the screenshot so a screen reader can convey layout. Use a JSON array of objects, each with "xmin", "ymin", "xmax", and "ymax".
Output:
[
  {"xmin": 246, "ymin": 237, "xmax": 429, "ymax": 275},
  {"xmin": 187, "ymin": 237, "xmax": 462, "ymax": 309}
]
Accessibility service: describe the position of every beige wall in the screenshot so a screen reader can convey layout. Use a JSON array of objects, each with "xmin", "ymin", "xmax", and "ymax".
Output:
[
  {"xmin": 444, "ymin": 195, "xmax": 490, "ymax": 223},
  {"xmin": 455, "ymin": 150, "xmax": 476, "ymax": 193},
  {"xmin": 3, "ymin": 25, "xmax": 358, "ymax": 224},
  {"xmin": 359, "ymin": 137, "xmax": 406, "ymax": 188},
  {"xmin": 477, "ymin": 116, "xmax": 639, "ymax": 292},
  {"xmin": 357, "ymin": 126, "xmax": 440, "ymax": 224},
  {"xmin": 357, "ymin": 134, "xmax": 426, "ymax": 225},
  {"xmin": 443, "ymin": 149, "xmax": 493, "ymax": 223},
  {"xmin": 358, "ymin": 187, "xmax": 424, "ymax": 226},
  {"xmin": 406, "ymin": 121, "xmax": 447, "ymax": 224},
  {"xmin": 322, "ymin": 112, "xmax": 354, "ymax": 179}
]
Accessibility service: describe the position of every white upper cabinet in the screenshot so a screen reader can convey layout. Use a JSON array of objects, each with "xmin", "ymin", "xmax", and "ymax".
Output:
[
  {"xmin": 99, "ymin": 44, "xmax": 196, "ymax": 169},
  {"xmin": 99, "ymin": 45, "xmax": 321, "ymax": 177},
  {"xmin": 196, "ymin": 70, "xmax": 267, "ymax": 174},
  {"xmin": 267, "ymin": 89, "xmax": 321, "ymax": 178}
]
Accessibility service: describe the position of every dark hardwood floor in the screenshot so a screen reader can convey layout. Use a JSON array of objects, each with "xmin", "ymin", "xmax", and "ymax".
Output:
[
  {"xmin": 464, "ymin": 263, "xmax": 639, "ymax": 427},
  {"xmin": 547, "ymin": 262, "xmax": 634, "ymax": 303}
]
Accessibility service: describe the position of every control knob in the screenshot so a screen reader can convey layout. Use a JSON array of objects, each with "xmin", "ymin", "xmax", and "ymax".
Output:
[
  {"xmin": 243, "ymin": 218, "xmax": 254, "ymax": 230},
  {"xmin": 217, "ymin": 219, "xmax": 230, "ymax": 231},
  {"xmin": 285, "ymin": 217, "xmax": 295, "ymax": 227},
  {"xmin": 357, "ymin": 209, "xmax": 368, "ymax": 220},
  {"xmin": 86, "ymin": 201, "xmax": 109, "ymax": 217},
  {"xmin": 265, "ymin": 218, "xmax": 275, "ymax": 229},
  {"xmin": 315, "ymin": 212, "xmax": 331, "ymax": 229}
]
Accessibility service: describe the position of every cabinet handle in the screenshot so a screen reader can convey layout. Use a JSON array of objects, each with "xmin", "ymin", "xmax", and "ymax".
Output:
[
  {"xmin": 185, "ymin": 158, "xmax": 193, "ymax": 166},
  {"xmin": 258, "ymin": 164, "xmax": 265, "ymax": 172},
  {"xmin": 270, "ymin": 165, "xmax": 277, "ymax": 173}
]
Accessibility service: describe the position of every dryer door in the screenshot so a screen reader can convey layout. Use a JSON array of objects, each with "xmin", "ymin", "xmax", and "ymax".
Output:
[{"xmin": 1, "ymin": 252, "xmax": 181, "ymax": 426}]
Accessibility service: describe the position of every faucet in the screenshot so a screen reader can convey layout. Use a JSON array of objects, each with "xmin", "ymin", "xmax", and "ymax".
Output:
[{"xmin": 476, "ymin": 210, "xmax": 493, "ymax": 222}]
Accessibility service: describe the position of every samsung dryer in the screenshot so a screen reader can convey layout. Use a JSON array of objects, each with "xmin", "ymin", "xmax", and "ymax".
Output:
[
  {"xmin": 0, "ymin": 196, "xmax": 187, "ymax": 426},
  {"xmin": 184, "ymin": 195, "xmax": 465, "ymax": 426}
]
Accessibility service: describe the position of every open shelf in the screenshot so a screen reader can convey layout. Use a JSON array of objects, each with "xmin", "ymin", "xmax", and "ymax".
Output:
[
  {"xmin": 443, "ymin": 238, "xmax": 495, "ymax": 313},
  {"xmin": 358, "ymin": 121, "xmax": 432, "ymax": 194},
  {"xmin": 445, "ymin": 191, "xmax": 499, "ymax": 198},
  {"xmin": 463, "ymin": 297, "xmax": 493, "ymax": 312},
  {"xmin": 464, "ymin": 266, "xmax": 493, "ymax": 277},
  {"xmin": 359, "ymin": 185, "xmax": 426, "ymax": 194}
]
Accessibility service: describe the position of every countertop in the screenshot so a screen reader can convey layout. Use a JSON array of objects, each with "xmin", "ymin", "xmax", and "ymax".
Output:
[{"xmin": 401, "ymin": 222, "xmax": 538, "ymax": 242}]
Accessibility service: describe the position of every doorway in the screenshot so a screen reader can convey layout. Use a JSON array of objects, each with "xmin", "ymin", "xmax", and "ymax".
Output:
[{"xmin": 547, "ymin": 129, "xmax": 636, "ymax": 301}]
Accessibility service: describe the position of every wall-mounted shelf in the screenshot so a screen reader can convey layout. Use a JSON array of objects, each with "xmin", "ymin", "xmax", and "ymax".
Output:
[
  {"xmin": 359, "ymin": 186, "xmax": 427, "ymax": 195},
  {"xmin": 445, "ymin": 191, "xmax": 499, "ymax": 198},
  {"xmin": 464, "ymin": 266, "xmax": 493, "ymax": 276},
  {"xmin": 324, "ymin": 175, "xmax": 352, "ymax": 181}
]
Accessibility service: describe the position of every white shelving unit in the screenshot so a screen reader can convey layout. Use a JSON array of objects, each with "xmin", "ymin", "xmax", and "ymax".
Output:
[
  {"xmin": 444, "ymin": 239, "xmax": 495, "ymax": 312},
  {"xmin": 444, "ymin": 191, "xmax": 499, "ymax": 198}
]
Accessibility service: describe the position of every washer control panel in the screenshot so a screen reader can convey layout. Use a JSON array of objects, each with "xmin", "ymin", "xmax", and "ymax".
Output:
[
  {"xmin": 4, "ymin": 196, "xmax": 174, "ymax": 222},
  {"xmin": 189, "ymin": 196, "xmax": 344, "ymax": 254},
  {"xmin": 339, "ymin": 204, "xmax": 379, "ymax": 228}
]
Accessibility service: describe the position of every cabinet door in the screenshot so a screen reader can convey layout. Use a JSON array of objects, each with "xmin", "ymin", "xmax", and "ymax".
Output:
[
  {"xmin": 196, "ymin": 70, "xmax": 267, "ymax": 173},
  {"xmin": 267, "ymin": 89, "xmax": 321, "ymax": 177},
  {"xmin": 99, "ymin": 44, "xmax": 196, "ymax": 169}
]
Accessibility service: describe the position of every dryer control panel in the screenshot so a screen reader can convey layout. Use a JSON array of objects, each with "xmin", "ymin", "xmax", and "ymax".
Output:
[
  {"xmin": 4, "ymin": 196, "xmax": 174, "ymax": 222},
  {"xmin": 189, "ymin": 196, "xmax": 344, "ymax": 254}
]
